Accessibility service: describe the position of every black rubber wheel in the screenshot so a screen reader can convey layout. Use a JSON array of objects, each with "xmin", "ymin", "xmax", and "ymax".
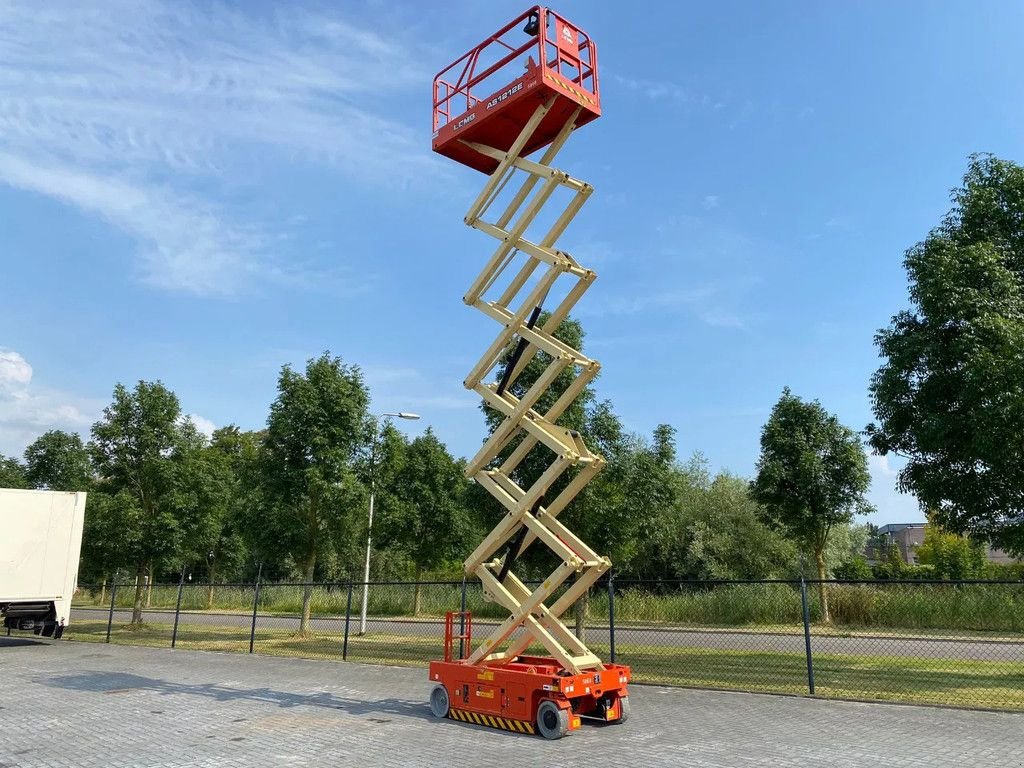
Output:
[
  {"xmin": 536, "ymin": 700, "xmax": 569, "ymax": 740},
  {"xmin": 429, "ymin": 684, "xmax": 450, "ymax": 718},
  {"xmin": 617, "ymin": 696, "xmax": 630, "ymax": 724}
]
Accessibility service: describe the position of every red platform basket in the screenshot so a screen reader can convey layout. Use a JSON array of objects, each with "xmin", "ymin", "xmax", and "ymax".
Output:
[{"xmin": 432, "ymin": 6, "xmax": 601, "ymax": 174}]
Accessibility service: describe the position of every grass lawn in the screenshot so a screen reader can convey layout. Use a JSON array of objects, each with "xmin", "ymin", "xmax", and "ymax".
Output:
[{"xmin": 64, "ymin": 619, "xmax": 1024, "ymax": 711}]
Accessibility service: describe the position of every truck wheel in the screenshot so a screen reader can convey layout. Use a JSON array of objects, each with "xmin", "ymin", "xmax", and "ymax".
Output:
[
  {"xmin": 536, "ymin": 700, "xmax": 569, "ymax": 740},
  {"xmin": 617, "ymin": 696, "xmax": 630, "ymax": 724},
  {"xmin": 429, "ymin": 684, "xmax": 450, "ymax": 718}
]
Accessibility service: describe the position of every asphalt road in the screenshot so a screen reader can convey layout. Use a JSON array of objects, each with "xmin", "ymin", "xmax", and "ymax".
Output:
[
  {"xmin": 3, "ymin": 638, "xmax": 1022, "ymax": 767},
  {"xmin": 71, "ymin": 607, "xmax": 1024, "ymax": 662}
]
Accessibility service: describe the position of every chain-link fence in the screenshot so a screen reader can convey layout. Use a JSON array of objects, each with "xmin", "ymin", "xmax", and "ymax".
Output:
[{"xmin": 64, "ymin": 578, "xmax": 1024, "ymax": 710}]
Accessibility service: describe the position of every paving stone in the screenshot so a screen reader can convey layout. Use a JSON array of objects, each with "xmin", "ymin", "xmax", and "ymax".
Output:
[{"xmin": 1, "ymin": 638, "xmax": 1022, "ymax": 767}]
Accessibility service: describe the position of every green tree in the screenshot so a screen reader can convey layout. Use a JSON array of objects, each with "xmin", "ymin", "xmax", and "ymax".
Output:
[
  {"xmin": 586, "ymin": 425, "xmax": 686, "ymax": 582},
  {"xmin": 24, "ymin": 430, "xmax": 92, "ymax": 490},
  {"xmin": 91, "ymin": 381, "xmax": 201, "ymax": 624},
  {"xmin": 681, "ymin": 472, "xmax": 797, "ymax": 581},
  {"xmin": 482, "ymin": 314, "xmax": 593, "ymax": 491},
  {"xmin": 868, "ymin": 155, "xmax": 1024, "ymax": 554},
  {"xmin": 78, "ymin": 489, "xmax": 141, "ymax": 590},
  {"xmin": 258, "ymin": 353, "xmax": 370, "ymax": 634},
  {"xmin": 625, "ymin": 450, "xmax": 706, "ymax": 581},
  {"xmin": 480, "ymin": 315, "xmax": 644, "ymax": 638},
  {"xmin": 751, "ymin": 388, "xmax": 872, "ymax": 621},
  {"xmin": 0, "ymin": 454, "xmax": 27, "ymax": 488},
  {"xmin": 380, "ymin": 428, "xmax": 475, "ymax": 614},
  {"xmin": 617, "ymin": 448, "xmax": 795, "ymax": 582},
  {"xmin": 873, "ymin": 542, "xmax": 910, "ymax": 580},
  {"xmin": 351, "ymin": 421, "xmax": 412, "ymax": 583},
  {"xmin": 202, "ymin": 426, "xmax": 262, "ymax": 594},
  {"xmin": 915, "ymin": 518, "xmax": 987, "ymax": 580},
  {"xmin": 825, "ymin": 523, "xmax": 871, "ymax": 577},
  {"xmin": 168, "ymin": 434, "xmax": 237, "ymax": 604}
]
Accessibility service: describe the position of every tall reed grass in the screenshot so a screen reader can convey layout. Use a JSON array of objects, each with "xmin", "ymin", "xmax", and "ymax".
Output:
[{"xmin": 72, "ymin": 580, "xmax": 1024, "ymax": 633}]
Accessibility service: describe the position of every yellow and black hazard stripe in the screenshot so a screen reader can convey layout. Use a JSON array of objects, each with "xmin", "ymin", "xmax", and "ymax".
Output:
[
  {"xmin": 449, "ymin": 708, "xmax": 536, "ymax": 734},
  {"xmin": 543, "ymin": 73, "xmax": 598, "ymax": 107}
]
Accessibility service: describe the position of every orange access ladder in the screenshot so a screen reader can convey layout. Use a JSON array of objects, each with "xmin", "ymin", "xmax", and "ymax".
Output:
[{"xmin": 426, "ymin": 6, "xmax": 631, "ymax": 740}]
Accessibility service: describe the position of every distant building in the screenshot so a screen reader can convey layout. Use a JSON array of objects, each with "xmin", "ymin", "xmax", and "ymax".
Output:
[
  {"xmin": 876, "ymin": 523, "xmax": 926, "ymax": 563},
  {"xmin": 872, "ymin": 522, "xmax": 1016, "ymax": 564}
]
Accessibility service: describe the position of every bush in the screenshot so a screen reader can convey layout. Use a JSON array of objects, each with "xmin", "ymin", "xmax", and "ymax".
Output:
[
  {"xmin": 833, "ymin": 556, "xmax": 873, "ymax": 581},
  {"xmin": 983, "ymin": 561, "xmax": 1024, "ymax": 581}
]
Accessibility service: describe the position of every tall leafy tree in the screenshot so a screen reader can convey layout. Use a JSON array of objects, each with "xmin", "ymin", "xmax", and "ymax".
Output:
[
  {"xmin": 24, "ymin": 430, "xmax": 92, "ymax": 490},
  {"xmin": 680, "ymin": 472, "xmax": 797, "ymax": 581},
  {"xmin": 624, "ymin": 447, "xmax": 705, "ymax": 581},
  {"xmin": 868, "ymin": 155, "xmax": 1024, "ymax": 554},
  {"xmin": 201, "ymin": 426, "xmax": 262, "ymax": 596},
  {"xmin": 0, "ymin": 454, "xmax": 27, "ymax": 488},
  {"xmin": 78, "ymin": 489, "xmax": 141, "ymax": 589},
  {"xmin": 582, "ymin": 422, "xmax": 679, "ymax": 579},
  {"xmin": 169, "ymin": 435, "xmax": 236, "ymax": 603},
  {"xmin": 482, "ymin": 314, "xmax": 593, "ymax": 487},
  {"xmin": 333, "ymin": 421, "xmax": 416, "ymax": 583},
  {"xmin": 824, "ymin": 523, "xmax": 871, "ymax": 577},
  {"xmin": 481, "ymin": 315, "xmax": 643, "ymax": 638},
  {"xmin": 477, "ymin": 315, "xmax": 587, "ymax": 579},
  {"xmin": 751, "ymin": 388, "xmax": 872, "ymax": 621},
  {"xmin": 91, "ymin": 381, "xmax": 201, "ymax": 624},
  {"xmin": 258, "ymin": 353, "xmax": 369, "ymax": 633},
  {"xmin": 380, "ymin": 428, "xmax": 475, "ymax": 614},
  {"xmin": 915, "ymin": 516, "xmax": 988, "ymax": 580}
]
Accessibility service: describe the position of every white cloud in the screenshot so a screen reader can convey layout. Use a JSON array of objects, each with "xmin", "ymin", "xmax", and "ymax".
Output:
[
  {"xmin": 361, "ymin": 360, "xmax": 478, "ymax": 416},
  {"xmin": 613, "ymin": 74, "xmax": 703, "ymax": 106},
  {"xmin": 0, "ymin": 347, "xmax": 100, "ymax": 457},
  {"xmin": 702, "ymin": 195, "xmax": 720, "ymax": 210},
  {"xmin": 696, "ymin": 308, "xmax": 745, "ymax": 328},
  {"xmin": 0, "ymin": 152, "xmax": 265, "ymax": 297},
  {"xmin": 186, "ymin": 414, "xmax": 217, "ymax": 439},
  {"xmin": 0, "ymin": 349, "xmax": 33, "ymax": 391},
  {"xmin": 585, "ymin": 283, "xmax": 749, "ymax": 328},
  {"xmin": 597, "ymin": 286, "xmax": 717, "ymax": 316},
  {"xmin": 869, "ymin": 453, "xmax": 898, "ymax": 479},
  {"xmin": 0, "ymin": 1, "xmax": 445, "ymax": 297},
  {"xmin": 825, "ymin": 215, "xmax": 853, "ymax": 229}
]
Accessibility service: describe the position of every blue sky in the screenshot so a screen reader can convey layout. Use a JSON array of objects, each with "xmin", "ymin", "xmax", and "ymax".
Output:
[{"xmin": 2, "ymin": 1, "xmax": 1022, "ymax": 524}]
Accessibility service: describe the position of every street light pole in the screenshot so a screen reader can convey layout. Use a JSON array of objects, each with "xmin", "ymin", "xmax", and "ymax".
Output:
[{"xmin": 359, "ymin": 411, "xmax": 420, "ymax": 636}]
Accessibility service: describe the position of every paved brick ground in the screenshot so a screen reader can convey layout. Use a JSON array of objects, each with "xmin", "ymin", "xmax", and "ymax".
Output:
[{"xmin": 2, "ymin": 637, "xmax": 1022, "ymax": 767}]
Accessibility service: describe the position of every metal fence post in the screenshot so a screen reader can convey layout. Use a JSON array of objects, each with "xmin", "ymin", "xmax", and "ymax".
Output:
[
  {"xmin": 343, "ymin": 580, "xmax": 354, "ymax": 661},
  {"xmin": 800, "ymin": 577, "xmax": 815, "ymax": 695},
  {"xmin": 171, "ymin": 567, "xmax": 185, "ymax": 649},
  {"xmin": 105, "ymin": 582, "xmax": 118, "ymax": 643},
  {"xmin": 459, "ymin": 578, "xmax": 467, "ymax": 659},
  {"xmin": 607, "ymin": 571, "xmax": 616, "ymax": 663},
  {"xmin": 248, "ymin": 564, "xmax": 263, "ymax": 654}
]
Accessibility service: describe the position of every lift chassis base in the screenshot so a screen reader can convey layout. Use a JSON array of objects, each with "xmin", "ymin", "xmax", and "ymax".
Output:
[{"xmin": 429, "ymin": 656, "xmax": 631, "ymax": 739}]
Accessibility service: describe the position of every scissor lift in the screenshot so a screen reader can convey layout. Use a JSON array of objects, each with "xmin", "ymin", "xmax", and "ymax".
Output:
[{"xmin": 427, "ymin": 7, "xmax": 631, "ymax": 740}]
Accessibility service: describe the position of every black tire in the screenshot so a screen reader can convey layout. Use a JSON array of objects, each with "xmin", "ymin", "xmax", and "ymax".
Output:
[
  {"xmin": 536, "ymin": 700, "xmax": 570, "ymax": 740},
  {"xmin": 429, "ymin": 685, "xmax": 450, "ymax": 718},
  {"xmin": 617, "ymin": 696, "xmax": 630, "ymax": 724}
]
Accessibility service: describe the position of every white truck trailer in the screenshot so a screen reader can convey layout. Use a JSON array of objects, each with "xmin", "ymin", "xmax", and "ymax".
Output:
[{"xmin": 1, "ymin": 488, "xmax": 87, "ymax": 638}]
